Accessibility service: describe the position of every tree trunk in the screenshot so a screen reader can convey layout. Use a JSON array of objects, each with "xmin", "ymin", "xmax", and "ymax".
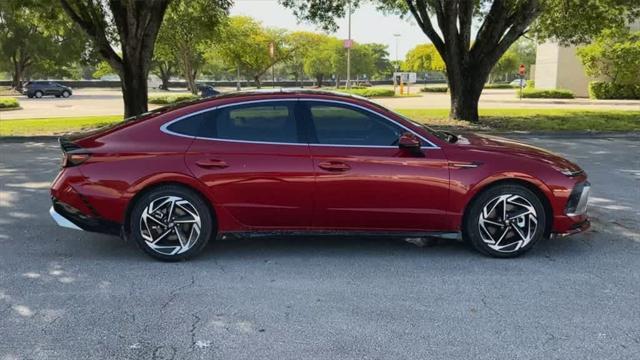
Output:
[
  {"xmin": 120, "ymin": 62, "xmax": 149, "ymax": 119},
  {"xmin": 316, "ymin": 75, "xmax": 323, "ymax": 88},
  {"xmin": 254, "ymin": 75, "xmax": 261, "ymax": 89},
  {"xmin": 446, "ymin": 63, "xmax": 488, "ymax": 122}
]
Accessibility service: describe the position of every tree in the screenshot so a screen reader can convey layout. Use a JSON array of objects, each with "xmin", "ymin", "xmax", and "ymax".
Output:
[
  {"xmin": 286, "ymin": 31, "xmax": 328, "ymax": 85},
  {"xmin": 489, "ymin": 49, "xmax": 518, "ymax": 82},
  {"xmin": 152, "ymin": 40, "xmax": 179, "ymax": 90},
  {"xmin": 577, "ymin": 29, "xmax": 640, "ymax": 85},
  {"xmin": 281, "ymin": 0, "xmax": 640, "ymax": 122},
  {"xmin": 360, "ymin": 43, "xmax": 393, "ymax": 80},
  {"xmin": 402, "ymin": 44, "xmax": 445, "ymax": 73},
  {"xmin": 215, "ymin": 16, "xmax": 293, "ymax": 88},
  {"xmin": 59, "ymin": 0, "xmax": 171, "ymax": 118},
  {"xmin": 303, "ymin": 37, "xmax": 338, "ymax": 87},
  {"xmin": 156, "ymin": 0, "xmax": 230, "ymax": 94},
  {"xmin": 0, "ymin": 0, "xmax": 87, "ymax": 91}
]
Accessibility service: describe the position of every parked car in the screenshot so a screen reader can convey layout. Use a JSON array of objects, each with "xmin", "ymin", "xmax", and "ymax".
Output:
[
  {"xmin": 510, "ymin": 78, "xmax": 526, "ymax": 87},
  {"xmin": 23, "ymin": 81, "xmax": 73, "ymax": 98},
  {"xmin": 198, "ymin": 84, "xmax": 221, "ymax": 98},
  {"xmin": 50, "ymin": 90, "xmax": 590, "ymax": 261}
]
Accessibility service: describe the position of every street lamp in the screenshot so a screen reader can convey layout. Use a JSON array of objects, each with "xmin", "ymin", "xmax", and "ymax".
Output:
[
  {"xmin": 393, "ymin": 33, "xmax": 401, "ymax": 71},
  {"xmin": 346, "ymin": 0, "xmax": 352, "ymax": 89},
  {"xmin": 393, "ymin": 33, "xmax": 401, "ymax": 92}
]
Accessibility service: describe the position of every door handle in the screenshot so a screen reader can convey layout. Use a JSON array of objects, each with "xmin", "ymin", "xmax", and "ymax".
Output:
[
  {"xmin": 195, "ymin": 159, "xmax": 228, "ymax": 169},
  {"xmin": 318, "ymin": 161, "xmax": 351, "ymax": 172}
]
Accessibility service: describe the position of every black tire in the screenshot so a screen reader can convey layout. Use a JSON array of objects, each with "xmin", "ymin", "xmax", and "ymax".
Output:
[
  {"xmin": 130, "ymin": 185, "xmax": 214, "ymax": 261},
  {"xmin": 34, "ymin": 91, "xmax": 43, "ymax": 98},
  {"xmin": 463, "ymin": 184, "xmax": 546, "ymax": 258},
  {"xmin": 61, "ymin": 90, "xmax": 70, "ymax": 98},
  {"xmin": 55, "ymin": 94, "xmax": 61, "ymax": 98}
]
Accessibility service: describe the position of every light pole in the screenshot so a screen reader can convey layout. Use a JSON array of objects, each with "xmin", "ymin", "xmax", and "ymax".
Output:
[
  {"xmin": 346, "ymin": 0, "xmax": 352, "ymax": 89},
  {"xmin": 393, "ymin": 33, "xmax": 400, "ymax": 92}
]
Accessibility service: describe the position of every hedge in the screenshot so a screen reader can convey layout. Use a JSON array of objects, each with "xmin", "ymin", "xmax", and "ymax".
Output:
[
  {"xmin": 520, "ymin": 88, "xmax": 574, "ymax": 99},
  {"xmin": 589, "ymin": 81, "xmax": 640, "ymax": 100},
  {"xmin": 421, "ymin": 86, "xmax": 448, "ymax": 93},
  {"xmin": 0, "ymin": 97, "xmax": 20, "ymax": 109},
  {"xmin": 485, "ymin": 83, "xmax": 516, "ymax": 89},
  {"xmin": 339, "ymin": 88, "xmax": 395, "ymax": 97},
  {"xmin": 148, "ymin": 94, "xmax": 200, "ymax": 105}
]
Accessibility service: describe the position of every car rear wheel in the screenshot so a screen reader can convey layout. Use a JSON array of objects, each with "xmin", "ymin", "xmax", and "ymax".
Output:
[
  {"xmin": 61, "ymin": 90, "xmax": 70, "ymax": 98},
  {"xmin": 34, "ymin": 91, "xmax": 43, "ymax": 98},
  {"xmin": 463, "ymin": 184, "xmax": 546, "ymax": 258},
  {"xmin": 130, "ymin": 185, "xmax": 214, "ymax": 261}
]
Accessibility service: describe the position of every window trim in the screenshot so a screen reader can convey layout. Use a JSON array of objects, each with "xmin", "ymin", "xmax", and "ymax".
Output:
[{"xmin": 160, "ymin": 98, "xmax": 439, "ymax": 149}]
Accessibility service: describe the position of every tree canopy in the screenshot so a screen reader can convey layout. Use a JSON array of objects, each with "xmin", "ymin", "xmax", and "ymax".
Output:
[
  {"xmin": 281, "ymin": 0, "xmax": 640, "ymax": 121},
  {"xmin": 402, "ymin": 44, "xmax": 445, "ymax": 73},
  {"xmin": 0, "ymin": 0, "xmax": 88, "ymax": 90},
  {"xmin": 577, "ymin": 29, "xmax": 640, "ymax": 85}
]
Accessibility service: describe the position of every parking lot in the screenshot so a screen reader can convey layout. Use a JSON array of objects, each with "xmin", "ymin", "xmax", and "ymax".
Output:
[
  {"xmin": 0, "ymin": 135, "xmax": 639, "ymax": 359},
  {"xmin": 3, "ymin": 87, "xmax": 640, "ymax": 120}
]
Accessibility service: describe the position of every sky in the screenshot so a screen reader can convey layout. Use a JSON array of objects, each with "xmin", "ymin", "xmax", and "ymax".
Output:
[{"xmin": 230, "ymin": 0, "xmax": 431, "ymax": 60}]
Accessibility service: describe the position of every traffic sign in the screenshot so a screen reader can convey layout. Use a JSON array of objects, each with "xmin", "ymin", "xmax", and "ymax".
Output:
[
  {"xmin": 519, "ymin": 64, "xmax": 526, "ymax": 75},
  {"xmin": 343, "ymin": 39, "xmax": 353, "ymax": 49}
]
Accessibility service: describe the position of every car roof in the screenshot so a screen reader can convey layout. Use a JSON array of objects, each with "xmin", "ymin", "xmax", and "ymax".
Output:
[{"xmin": 148, "ymin": 88, "xmax": 370, "ymax": 117}]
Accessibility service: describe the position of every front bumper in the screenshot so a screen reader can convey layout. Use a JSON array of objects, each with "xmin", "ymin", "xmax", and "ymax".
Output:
[{"xmin": 49, "ymin": 206, "xmax": 83, "ymax": 231}]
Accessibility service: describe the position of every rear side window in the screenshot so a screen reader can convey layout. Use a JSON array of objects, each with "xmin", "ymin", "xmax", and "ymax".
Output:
[
  {"xmin": 202, "ymin": 102, "xmax": 299, "ymax": 143},
  {"xmin": 165, "ymin": 111, "xmax": 209, "ymax": 137}
]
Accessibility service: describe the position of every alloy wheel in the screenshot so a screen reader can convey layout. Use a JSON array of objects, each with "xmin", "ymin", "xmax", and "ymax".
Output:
[
  {"xmin": 478, "ymin": 194, "xmax": 538, "ymax": 253},
  {"xmin": 139, "ymin": 196, "xmax": 202, "ymax": 256}
]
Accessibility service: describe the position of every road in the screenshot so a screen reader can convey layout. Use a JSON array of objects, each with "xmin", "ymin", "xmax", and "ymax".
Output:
[
  {"xmin": 3, "ymin": 87, "xmax": 640, "ymax": 119},
  {"xmin": 0, "ymin": 135, "xmax": 639, "ymax": 359}
]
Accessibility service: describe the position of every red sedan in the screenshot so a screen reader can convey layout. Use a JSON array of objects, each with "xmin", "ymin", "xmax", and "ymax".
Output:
[{"xmin": 50, "ymin": 90, "xmax": 590, "ymax": 261}]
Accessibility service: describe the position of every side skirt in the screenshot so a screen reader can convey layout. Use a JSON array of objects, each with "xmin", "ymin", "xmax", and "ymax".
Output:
[{"xmin": 218, "ymin": 230, "xmax": 462, "ymax": 241}]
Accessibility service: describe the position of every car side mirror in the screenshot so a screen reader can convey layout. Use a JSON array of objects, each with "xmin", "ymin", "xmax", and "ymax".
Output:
[{"xmin": 398, "ymin": 132, "xmax": 423, "ymax": 155}]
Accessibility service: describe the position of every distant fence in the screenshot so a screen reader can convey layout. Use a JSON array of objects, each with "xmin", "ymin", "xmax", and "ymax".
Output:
[{"xmin": 0, "ymin": 79, "xmax": 446, "ymax": 89}]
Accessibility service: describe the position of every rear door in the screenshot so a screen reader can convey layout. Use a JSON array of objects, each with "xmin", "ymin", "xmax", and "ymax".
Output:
[
  {"xmin": 182, "ymin": 100, "xmax": 315, "ymax": 229},
  {"xmin": 302, "ymin": 100, "xmax": 451, "ymax": 232}
]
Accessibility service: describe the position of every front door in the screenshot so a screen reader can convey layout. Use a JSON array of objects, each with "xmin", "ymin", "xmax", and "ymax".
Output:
[
  {"xmin": 302, "ymin": 100, "xmax": 450, "ymax": 232},
  {"xmin": 185, "ymin": 100, "xmax": 315, "ymax": 229}
]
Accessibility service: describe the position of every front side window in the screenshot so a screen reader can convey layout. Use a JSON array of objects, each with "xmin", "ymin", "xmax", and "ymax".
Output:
[{"xmin": 307, "ymin": 103, "xmax": 405, "ymax": 146}]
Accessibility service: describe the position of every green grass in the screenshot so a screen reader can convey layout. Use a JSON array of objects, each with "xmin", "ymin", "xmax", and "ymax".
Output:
[
  {"xmin": 148, "ymin": 94, "xmax": 200, "ymax": 104},
  {"xmin": 1, "ymin": 108, "xmax": 639, "ymax": 137},
  {"xmin": 0, "ymin": 115, "xmax": 122, "ymax": 136},
  {"xmin": 0, "ymin": 97, "xmax": 20, "ymax": 109},
  {"xmin": 397, "ymin": 108, "xmax": 640, "ymax": 132},
  {"xmin": 337, "ymin": 88, "xmax": 396, "ymax": 98}
]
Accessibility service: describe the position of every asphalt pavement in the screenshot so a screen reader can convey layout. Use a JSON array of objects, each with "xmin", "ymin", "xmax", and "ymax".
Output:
[{"xmin": 0, "ymin": 135, "xmax": 639, "ymax": 359}]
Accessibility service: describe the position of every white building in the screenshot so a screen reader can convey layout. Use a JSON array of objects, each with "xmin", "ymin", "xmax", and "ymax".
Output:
[{"xmin": 534, "ymin": 21, "xmax": 640, "ymax": 97}]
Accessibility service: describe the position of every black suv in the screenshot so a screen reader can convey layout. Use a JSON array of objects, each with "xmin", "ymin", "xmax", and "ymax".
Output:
[{"xmin": 23, "ymin": 81, "xmax": 73, "ymax": 99}]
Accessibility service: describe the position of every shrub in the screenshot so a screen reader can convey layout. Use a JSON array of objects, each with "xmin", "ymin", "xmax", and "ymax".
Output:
[
  {"xmin": 589, "ymin": 81, "xmax": 640, "ymax": 100},
  {"xmin": 148, "ymin": 94, "xmax": 199, "ymax": 105},
  {"xmin": 421, "ymin": 86, "xmax": 448, "ymax": 93},
  {"xmin": 0, "ymin": 97, "xmax": 20, "ymax": 109},
  {"xmin": 520, "ymin": 88, "xmax": 574, "ymax": 99},
  {"xmin": 339, "ymin": 88, "xmax": 395, "ymax": 97},
  {"xmin": 526, "ymin": 80, "xmax": 535, "ymax": 88},
  {"xmin": 485, "ymin": 83, "xmax": 516, "ymax": 89}
]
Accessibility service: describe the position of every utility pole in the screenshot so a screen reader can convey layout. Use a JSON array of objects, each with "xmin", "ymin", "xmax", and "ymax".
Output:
[
  {"xmin": 236, "ymin": 63, "xmax": 241, "ymax": 91},
  {"xmin": 393, "ymin": 33, "xmax": 400, "ymax": 93},
  {"xmin": 346, "ymin": 0, "xmax": 352, "ymax": 89}
]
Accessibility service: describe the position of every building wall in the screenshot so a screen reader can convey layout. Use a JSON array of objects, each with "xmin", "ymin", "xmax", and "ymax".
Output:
[{"xmin": 534, "ymin": 42, "xmax": 591, "ymax": 97}]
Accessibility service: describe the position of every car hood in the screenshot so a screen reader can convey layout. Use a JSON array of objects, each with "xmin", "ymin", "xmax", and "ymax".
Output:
[{"xmin": 454, "ymin": 133, "xmax": 582, "ymax": 172}]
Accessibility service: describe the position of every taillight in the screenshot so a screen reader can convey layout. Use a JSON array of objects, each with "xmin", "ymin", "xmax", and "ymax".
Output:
[{"xmin": 62, "ymin": 153, "xmax": 91, "ymax": 167}]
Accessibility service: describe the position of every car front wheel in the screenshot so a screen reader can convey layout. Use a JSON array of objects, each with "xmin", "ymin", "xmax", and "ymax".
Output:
[
  {"xmin": 130, "ymin": 185, "xmax": 214, "ymax": 261},
  {"xmin": 61, "ymin": 90, "xmax": 70, "ymax": 98},
  {"xmin": 34, "ymin": 91, "xmax": 43, "ymax": 98},
  {"xmin": 463, "ymin": 184, "xmax": 546, "ymax": 258}
]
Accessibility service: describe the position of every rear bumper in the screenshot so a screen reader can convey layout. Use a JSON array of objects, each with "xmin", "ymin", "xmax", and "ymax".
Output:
[{"xmin": 50, "ymin": 197, "xmax": 120, "ymax": 235}]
